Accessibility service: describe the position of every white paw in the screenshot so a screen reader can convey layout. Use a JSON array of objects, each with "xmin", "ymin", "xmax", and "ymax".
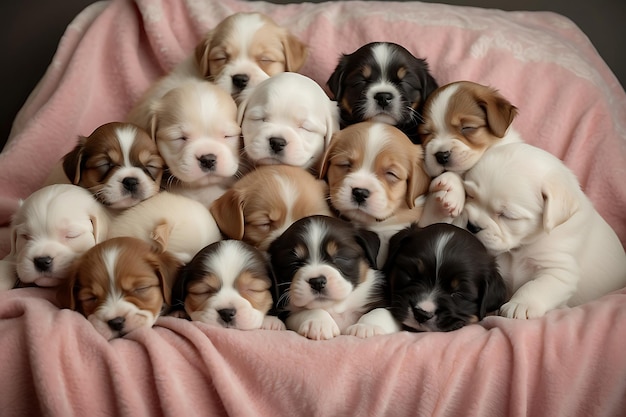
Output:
[
  {"xmin": 298, "ymin": 319, "xmax": 340, "ymax": 340},
  {"xmin": 429, "ymin": 173, "xmax": 464, "ymax": 217},
  {"xmin": 499, "ymin": 301, "xmax": 547, "ymax": 319},
  {"xmin": 261, "ymin": 315, "xmax": 286, "ymax": 331},
  {"xmin": 345, "ymin": 323, "xmax": 385, "ymax": 339}
]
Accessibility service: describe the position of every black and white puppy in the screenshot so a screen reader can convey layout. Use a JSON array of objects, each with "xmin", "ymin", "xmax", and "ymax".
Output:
[
  {"xmin": 326, "ymin": 41, "xmax": 438, "ymax": 144},
  {"xmin": 268, "ymin": 215, "xmax": 400, "ymax": 340},
  {"xmin": 383, "ymin": 223, "xmax": 507, "ymax": 332}
]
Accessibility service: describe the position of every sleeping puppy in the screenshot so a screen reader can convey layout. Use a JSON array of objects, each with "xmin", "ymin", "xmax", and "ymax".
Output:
[
  {"xmin": 417, "ymin": 81, "xmax": 522, "ymax": 226},
  {"xmin": 0, "ymin": 184, "xmax": 109, "ymax": 290},
  {"xmin": 319, "ymin": 122, "xmax": 431, "ymax": 266},
  {"xmin": 108, "ymin": 191, "xmax": 222, "ymax": 264},
  {"xmin": 60, "ymin": 236, "xmax": 182, "ymax": 340},
  {"xmin": 172, "ymin": 240, "xmax": 284, "ymax": 330},
  {"xmin": 127, "ymin": 12, "xmax": 308, "ymax": 128},
  {"xmin": 149, "ymin": 79, "xmax": 244, "ymax": 207},
  {"xmin": 327, "ymin": 41, "xmax": 438, "ymax": 143},
  {"xmin": 268, "ymin": 215, "xmax": 400, "ymax": 339},
  {"xmin": 210, "ymin": 165, "xmax": 333, "ymax": 251},
  {"xmin": 383, "ymin": 223, "xmax": 507, "ymax": 332},
  {"xmin": 238, "ymin": 72, "xmax": 339, "ymax": 175},
  {"xmin": 459, "ymin": 142, "xmax": 626, "ymax": 319}
]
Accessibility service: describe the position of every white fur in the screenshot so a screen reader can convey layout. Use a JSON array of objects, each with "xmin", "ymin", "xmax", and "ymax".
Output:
[
  {"xmin": 363, "ymin": 44, "xmax": 404, "ymax": 123},
  {"xmin": 458, "ymin": 143, "xmax": 626, "ymax": 319}
]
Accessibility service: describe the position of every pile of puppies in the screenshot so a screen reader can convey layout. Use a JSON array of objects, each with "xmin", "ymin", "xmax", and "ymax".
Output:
[{"xmin": 2, "ymin": 12, "xmax": 625, "ymax": 341}]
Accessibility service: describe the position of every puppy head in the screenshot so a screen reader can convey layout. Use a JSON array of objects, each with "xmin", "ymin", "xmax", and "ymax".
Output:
[
  {"xmin": 419, "ymin": 81, "xmax": 519, "ymax": 176},
  {"xmin": 268, "ymin": 215, "xmax": 380, "ymax": 312},
  {"xmin": 194, "ymin": 12, "xmax": 308, "ymax": 101},
  {"xmin": 61, "ymin": 236, "xmax": 182, "ymax": 340},
  {"xmin": 238, "ymin": 72, "xmax": 339, "ymax": 173},
  {"xmin": 461, "ymin": 143, "xmax": 581, "ymax": 255},
  {"xmin": 384, "ymin": 223, "xmax": 507, "ymax": 332},
  {"xmin": 320, "ymin": 122, "xmax": 430, "ymax": 224},
  {"xmin": 10, "ymin": 184, "xmax": 109, "ymax": 288},
  {"xmin": 210, "ymin": 165, "xmax": 333, "ymax": 251},
  {"xmin": 327, "ymin": 42, "xmax": 437, "ymax": 130},
  {"xmin": 149, "ymin": 79, "xmax": 242, "ymax": 187},
  {"xmin": 63, "ymin": 122, "xmax": 164, "ymax": 209},
  {"xmin": 172, "ymin": 240, "xmax": 274, "ymax": 329}
]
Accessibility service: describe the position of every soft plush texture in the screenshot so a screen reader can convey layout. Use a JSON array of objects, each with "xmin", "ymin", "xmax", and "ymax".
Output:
[{"xmin": 1, "ymin": 0, "xmax": 625, "ymax": 416}]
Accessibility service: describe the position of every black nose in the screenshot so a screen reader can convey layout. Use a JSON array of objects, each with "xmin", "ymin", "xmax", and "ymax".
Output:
[
  {"xmin": 352, "ymin": 187, "xmax": 370, "ymax": 204},
  {"xmin": 198, "ymin": 154, "xmax": 217, "ymax": 172},
  {"xmin": 107, "ymin": 317, "xmax": 125, "ymax": 331},
  {"xmin": 218, "ymin": 308, "xmax": 236, "ymax": 323},
  {"xmin": 308, "ymin": 276, "xmax": 327, "ymax": 292},
  {"xmin": 122, "ymin": 177, "xmax": 139, "ymax": 192},
  {"xmin": 374, "ymin": 92, "xmax": 394, "ymax": 108},
  {"xmin": 435, "ymin": 151, "xmax": 451, "ymax": 165},
  {"xmin": 232, "ymin": 74, "xmax": 249, "ymax": 90},
  {"xmin": 467, "ymin": 222, "xmax": 483, "ymax": 234},
  {"xmin": 269, "ymin": 137, "xmax": 287, "ymax": 154},
  {"xmin": 33, "ymin": 256, "xmax": 53, "ymax": 272},
  {"xmin": 412, "ymin": 307, "xmax": 435, "ymax": 323}
]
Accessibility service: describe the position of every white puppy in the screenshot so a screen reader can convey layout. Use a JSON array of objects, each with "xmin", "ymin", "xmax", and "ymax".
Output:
[
  {"xmin": 238, "ymin": 72, "xmax": 339, "ymax": 174},
  {"xmin": 0, "ymin": 184, "xmax": 109, "ymax": 290},
  {"xmin": 458, "ymin": 143, "xmax": 626, "ymax": 319}
]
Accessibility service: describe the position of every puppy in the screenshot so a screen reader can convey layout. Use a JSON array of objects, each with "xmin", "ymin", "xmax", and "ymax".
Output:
[
  {"xmin": 172, "ymin": 240, "xmax": 284, "ymax": 330},
  {"xmin": 127, "ymin": 12, "xmax": 308, "ymax": 128},
  {"xmin": 210, "ymin": 165, "xmax": 333, "ymax": 251},
  {"xmin": 60, "ymin": 236, "xmax": 182, "ymax": 340},
  {"xmin": 459, "ymin": 142, "xmax": 626, "ymax": 319},
  {"xmin": 108, "ymin": 191, "xmax": 222, "ymax": 264},
  {"xmin": 418, "ymin": 81, "xmax": 522, "ymax": 226},
  {"xmin": 383, "ymin": 223, "xmax": 507, "ymax": 332},
  {"xmin": 0, "ymin": 184, "xmax": 109, "ymax": 290},
  {"xmin": 148, "ymin": 79, "xmax": 244, "ymax": 207},
  {"xmin": 57, "ymin": 122, "xmax": 164, "ymax": 209},
  {"xmin": 238, "ymin": 72, "xmax": 339, "ymax": 174},
  {"xmin": 268, "ymin": 215, "xmax": 400, "ymax": 340},
  {"xmin": 327, "ymin": 41, "xmax": 438, "ymax": 143},
  {"xmin": 319, "ymin": 122, "xmax": 430, "ymax": 265}
]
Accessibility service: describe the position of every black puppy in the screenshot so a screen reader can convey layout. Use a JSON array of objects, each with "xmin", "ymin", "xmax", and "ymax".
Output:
[
  {"xmin": 326, "ymin": 41, "xmax": 438, "ymax": 144},
  {"xmin": 383, "ymin": 223, "xmax": 507, "ymax": 331}
]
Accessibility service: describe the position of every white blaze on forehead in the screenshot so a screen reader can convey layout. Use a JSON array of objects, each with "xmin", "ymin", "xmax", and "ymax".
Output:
[
  {"xmin": 433, "ymin": 232, "xmax": 453, "ymax": 279},
  {"xmin": 115, "ymin": 125, "xmax": 138, "ymax": 168},
  {"xmin": 232, "ymin": 13, "xmax": 267, "ymax": 57},
  {"xmin": 203, "ymin": 241, "xmax": 255, "ymax": 281},
  {"xmin": 360, "ymin": 124, "xmax": 391, "ymax": 173},
  {"xmin": 429, "ymin": 83, "xmax": 460, "ymax": 131},
  {"xmin": 372, "ymin": 43, "xmax": 393, "ymax": 79},
  {"xmin": 103, "ymin": 246, "xmax": 122, "ymax": 294},
  {"xmin": 301, "ymin": 219, "xmax": 329, "ymax": 264}
]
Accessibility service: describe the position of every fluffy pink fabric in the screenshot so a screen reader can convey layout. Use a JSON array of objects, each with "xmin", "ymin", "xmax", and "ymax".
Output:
[{"xmin": 1, "ymin": 1, "xmax": 625, "ymax": 415}]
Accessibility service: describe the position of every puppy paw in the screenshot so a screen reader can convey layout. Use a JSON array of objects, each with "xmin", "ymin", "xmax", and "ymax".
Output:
[
  {"xmin": 345, "ymin": 323, "xmax": 385, "ymax": 339},
  {"xmin": 298, "ymin": 319, "xmax": 340, "ymax": 340},
  {"xmin": 261, "ymin": 315, "xmax": 286, "ymax": 331},
  {"xmin": 499, "ymin": 301, "xmax": 547, "ymax": 319},
  {"xmin": 429, "ymin": 172, "xmax": 464, "ymax": 217}
]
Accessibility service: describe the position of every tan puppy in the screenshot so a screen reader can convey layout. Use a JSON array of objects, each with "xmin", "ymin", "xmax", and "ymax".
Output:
[{"xmin": 210, "ymin": 165, "xmax": 333, "ymax": 251}]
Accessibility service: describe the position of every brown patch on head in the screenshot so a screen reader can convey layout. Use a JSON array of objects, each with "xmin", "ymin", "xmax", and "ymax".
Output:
[
  {"xmin": 235, "ymin": 270, "xmax": 273, "ymax": 314},
  {"xmin": 361, "ymin": 65, "xmax": 372, "ymax": 79},
  {"xmin": 397, "ymin": 67, "xmax": 407, "ymax": 80},
  {"xmin": 294, "ymin": 243, "xmax": 308, "ymax": 260},
  {"xmin": 325, "ymin": 240, "xmax": 339, "ymax": 258}
]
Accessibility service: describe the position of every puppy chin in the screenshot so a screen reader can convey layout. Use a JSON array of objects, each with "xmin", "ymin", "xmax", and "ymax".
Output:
[{"xmin": 370, "ymin": 113, "xmax": 399, "ymax": 125}]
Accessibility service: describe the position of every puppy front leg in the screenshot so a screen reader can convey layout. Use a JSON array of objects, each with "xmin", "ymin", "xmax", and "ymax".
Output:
[
  {"xmin": 418, "ymin": 172, "xmax": 465, "ymax": 227},
  {"xmin": 286, "ymin": 309, "xmax": 340, "ymax": 340},
  {"xmin": 345, "ymin": 308, "xmax": 401, "ymax": 338}
]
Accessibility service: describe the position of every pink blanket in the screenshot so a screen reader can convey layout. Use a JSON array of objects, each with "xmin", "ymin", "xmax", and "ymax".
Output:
[{"xmin": 1, "ymin": 0, "xmax": 625, "ymax": 416}]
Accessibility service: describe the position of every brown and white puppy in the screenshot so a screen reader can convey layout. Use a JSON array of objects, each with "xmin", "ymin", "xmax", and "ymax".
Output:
[
  {"xmin": 210, "ymin": 165, "xmax": 333, "ymax": 251},
  {"xmin": 172, "ymin": 239, "xmax": 284, "ymax": 330},
  {"xmin": 238, "ymin": 72, "xmax": 339, "ymax": 175},
  {"xmin": 327, "ymin": 42, "xmax": 438, "ymax": 144},
  {"xmin": 418, "ymin": 81, "xmax": 522, "ymax": 226},
  {"xmin": 459, "ymin": 143, "xmax": 626, "ymax": 319},
  {"xmin": 149, "ymin": 79, "xmax": 244, "ymax": 207},
  {"xmin": 58, "ymin": 122, "xmax": 164, "ymax": 209},
  {"xmin": 60, "ymin": 236, "xmax": 182, "ymax": 340},
  {"xmin": 268, "ymin": 215, "xmax": 401, "ymax": 340},
  {"xmin": 320, "ymin": 122, "xmax": 431, "ymax": 266},
  {"xmin": 0, "ymin": 184, "xmax": 109, "ymax": 291}
]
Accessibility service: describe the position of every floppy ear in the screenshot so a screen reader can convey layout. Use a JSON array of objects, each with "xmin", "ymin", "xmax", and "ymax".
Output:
[
  {"xmin": 542, "ymin": 175, "xmax": 580, "ymax": 232},
  {"xmin": 152, "ymin": 250, "xmax": 183, "ymax": 306},
  {"xmin": 476, "ymin": 87, "xmax": 518, "ymax": 138},
  {"xmin": 353, "ymin": 228, "xmax": 381, "ymax": 269},
  {"xmin": 62, "ymin": 136, "xmax": 88, "ymax": 184},
  {"xmin": 170, "ymin": 262, "xmax": 192, "ymax": 312},
  {"xmin": 56, "ymin": 259, "xmax": 81, "ymax": 310},
  {"xmin": 326, "ymin": 54, "xmax": 349, "ymax": 100},
  {"xmin": 194, "ymin": 30, "xmax": 214, "ymax": 78},
  {"xmin": 415, "ymin": 58, "xmax": 439, "ymax": 108},
  {"xmin": 383, "ymin": 224, "xmax": 417, "ymax": 273},
  {"xmin": 89, "ymin": 208, "xmax": 109, "ymax": 244},
  {"xmin": 318, "ymin": 133, "xmax": 339, "ymax": 180},
  {"xmin": 406, "ymin": 146, "xmax": 431, "ymax": 208},
  {"xmin": 209, "ymin": 188, "xmax": 245, "ymax": 240},
  {"xmin": 151, "ymin": 220, "xmax": 173, "ymax": 254},
  {"xmin": 478, "ymin": 265, "xmax": 508, "ymax": 318},
  {"xmin": 282, "ymin": 32, "xmax": 308, "ymax": 72},
  {"xmin": 325, "ymin": 100, "xmax": 340, "ymax": 147}
]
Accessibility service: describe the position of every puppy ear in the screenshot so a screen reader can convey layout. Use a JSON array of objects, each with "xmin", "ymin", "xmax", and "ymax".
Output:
[
  {"xmin": 325, "ymin": 100, "xmax": 341, "ymax": 146},
  {"xmin": 326, "ymin": 55, "xmax": 349, "ymax": 100},
  {"xmin": 318, "ymin": 132, "xmax": 339, "ymax": 180},
  {"xmin": 383, "ymin": 223, "xmax": 418, "ymax": 273},
  {"xmin": 209, "ymin": 188, "xmax": 245, "ymax": 240},
  {"xmin": 476, "ymin": 86, "xmax": 518, "ymax": 138},
  {"xmin": 194, "ymin": 30, "xmax": 214, "ymax": 78},
  {"xmin": 478, "ymin": 265, "xmax": 508, "ymax": 318},
  {"xmin": 56, "ymin": 259, "xmax": 80, "ymax": 310},
  {"xmin": 353, "ymin": 228, "xmax": 381, "ymax": 269},
  {"xmin": 170, "ymin": 262, "xmax": 191, "ymax": 311},
  {"xmin": 406, "ymin": 145, "xmax": 431, "ymax": 208},
  {"xmin": 151, "ymin": 220, "xmax": 173, "ymax": 254},
  {"xmin": 282, "ymin": 32, "xmax": 308, "ymax": 72},
  {"xmin": 151, "ymin": 250, "xmax": 183, "ymax": 306},
  {"xmin": 62, "ymin": 136, "xmax": 88, "ymax": 184},
  {"xmin": 89, "ymin": 209, "xmax": 109, "ymax": 244},
  {"xmin": 542, "ymin": 174, "xmax": 580, "ymax": 232}
]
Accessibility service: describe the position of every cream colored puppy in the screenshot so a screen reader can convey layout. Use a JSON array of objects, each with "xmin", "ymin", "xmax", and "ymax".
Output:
[
  {"xmin": 458, "ymin": 143, "xmax": 626, "ymax": 319},
  {"xmin": 238, "ymin": 72, "xmax": 339, "ymax": 174}
]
